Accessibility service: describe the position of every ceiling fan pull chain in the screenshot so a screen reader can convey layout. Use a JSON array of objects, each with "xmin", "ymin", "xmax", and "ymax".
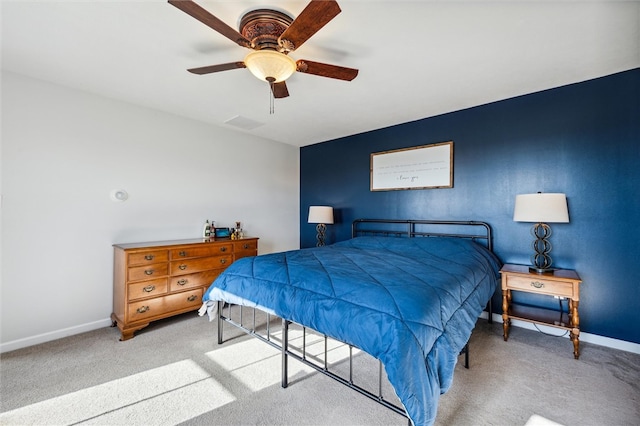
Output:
[{"xmin": 267, "ymin": 77, "xmax": 275, "ymax": 114}]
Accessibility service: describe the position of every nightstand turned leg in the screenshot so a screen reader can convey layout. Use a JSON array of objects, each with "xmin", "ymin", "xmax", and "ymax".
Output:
[
  {"xmin": 570, "ymin": 299, "xmax": 580, "ymax": 359},
  {"xmin": 502, "ymin": 289, "xmax": 511, "ymax": 341}
]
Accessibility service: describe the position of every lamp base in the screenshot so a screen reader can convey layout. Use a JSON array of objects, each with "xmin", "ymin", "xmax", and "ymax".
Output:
[
  {"xmin": 316, "ymin": 223, "xmax": 327, "ymax": 247},
  {"xmin": 530, "ymin": 222, "xmax": 555, "ymax": 273},
  {"xmin": 529, "ymin": 266, "xmax": 556, "ymax": 275}
]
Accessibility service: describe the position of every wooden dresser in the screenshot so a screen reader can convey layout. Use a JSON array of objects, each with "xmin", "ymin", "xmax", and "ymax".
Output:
[{"xmin": 112, "ymin": 237, "xmax": 258, "ymax": 340}]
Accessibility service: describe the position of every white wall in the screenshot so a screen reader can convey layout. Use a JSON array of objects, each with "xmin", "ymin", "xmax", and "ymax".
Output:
[{"xmin": 0, "ymin": 71, "xmax": 300, "ymax": 351}]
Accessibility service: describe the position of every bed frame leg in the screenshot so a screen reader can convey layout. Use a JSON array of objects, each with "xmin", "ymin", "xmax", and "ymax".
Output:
[
  {"xmin": 464, "ymin": 343, "xmax": 469, "ymax": 369},
  {"xmin": 216, "ymin": 301, "xmax": 223, "ymax": 344},
  {"xmin": 282, "ymin": 319, "xmax": 289, "ymax": 388}
]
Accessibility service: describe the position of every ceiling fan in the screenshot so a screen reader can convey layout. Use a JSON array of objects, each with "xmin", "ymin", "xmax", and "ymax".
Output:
[{"xmin": 168, "ymin": 0, "xmax": 358, "ymax": 99}]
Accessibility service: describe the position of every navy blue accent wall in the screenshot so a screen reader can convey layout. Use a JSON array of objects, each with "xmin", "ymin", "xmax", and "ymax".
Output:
[{"xmin": 300, "ymin": 68, "xmax": 640, "ymax": 344}]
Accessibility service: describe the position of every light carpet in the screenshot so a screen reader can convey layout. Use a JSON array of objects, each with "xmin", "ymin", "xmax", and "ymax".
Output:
[{"xmin": 1, "ymin": 312, "xmax": 639, "ymax": 425}]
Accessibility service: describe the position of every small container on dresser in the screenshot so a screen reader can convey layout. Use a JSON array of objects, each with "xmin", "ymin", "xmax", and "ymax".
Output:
[{"xmin": 112, "ymin": 237, "xmax": 258, "ymax": 340}]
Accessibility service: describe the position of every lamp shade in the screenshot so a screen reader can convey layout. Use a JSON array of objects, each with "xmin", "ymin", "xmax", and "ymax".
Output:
[
  {"xmin": 244, "ymin": 50, "xmax": 296, "ymax": 83},
  {"xmin": 513, "ymin": 193, "xmax": 569, "ymax": 223},
  {"xmin": 308, "ymin": 206, "xmax": 334, "ymax": 224}
]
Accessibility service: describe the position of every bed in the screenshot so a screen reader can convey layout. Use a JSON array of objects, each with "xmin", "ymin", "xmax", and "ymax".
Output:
[{"xmin": 199, "ymin": 219, "xmax": 501, "ymax": 426}]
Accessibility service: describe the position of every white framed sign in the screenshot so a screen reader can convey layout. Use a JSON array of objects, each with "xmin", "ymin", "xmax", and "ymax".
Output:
[{"xmin": 370, "ymin": 141, "xmax": 453, "ymax": 191}]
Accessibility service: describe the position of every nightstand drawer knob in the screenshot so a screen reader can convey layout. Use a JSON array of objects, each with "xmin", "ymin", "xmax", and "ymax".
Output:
[
  {"xmin": 177, "ymin": 279, "xmax": 188, "ymax": 286},
  {"xmin": 179, "ymin": 264, "xmax": 187, "ymax": 270},
  {"xmin": 143, "ymin": 285, "xmax": 155, "ymax": 293},
  {"xmin": 220, "ymin": 247, "xmax": 227, "ymax": 252},
  {"xmin": 187, "ymin": 295, "xmax": 198, "ymax": 302},
  {"xmin": 137, "ymin": 306, "xmax": 150, "ymax": 313},
  {"xmin": 144, "ymin": 269, "xmax": 154, "ymax": 275},
  {"xmin": 179, "ymin": 251, "xmax": 187, "ymax": 257},
  {"xmin": 220, "ymin": 259, "xmax": 227, "ymax": 264},
  {"xmin": 531, "ymin": 281, "xmax": 545, "ymax": 289},
  {"xmin": 144, "ymin": 255, "xmax": 154, "ymax": 261}
]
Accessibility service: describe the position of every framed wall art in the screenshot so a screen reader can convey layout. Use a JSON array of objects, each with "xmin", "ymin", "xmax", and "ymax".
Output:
[{"xmin": 370, "ymin": 141, "xmax": 453, "ymax": 191}]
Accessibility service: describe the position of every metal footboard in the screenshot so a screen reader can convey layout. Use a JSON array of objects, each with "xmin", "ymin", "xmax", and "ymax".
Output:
[
  {"xmin": 216, "ymin": 301, "xmax": 409, "ymax": 420},
  {"xmin": 216, "ymin": 302, "xmax": 477, "ymax": 424},
  {"xmin": 280, "ymin": 319, "xmax": 408, "ymax": 418}
]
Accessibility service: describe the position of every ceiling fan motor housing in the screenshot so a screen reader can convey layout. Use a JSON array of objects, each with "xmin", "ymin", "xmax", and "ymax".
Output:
[{"xmin": 239, "ymin": 9, "xmax": 293, "ymax": 52}]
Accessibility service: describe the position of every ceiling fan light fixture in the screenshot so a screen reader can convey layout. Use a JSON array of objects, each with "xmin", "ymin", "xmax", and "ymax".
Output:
[{"xmin": 244, "ymin": 50, "xmax": 296, "ymax": 83}]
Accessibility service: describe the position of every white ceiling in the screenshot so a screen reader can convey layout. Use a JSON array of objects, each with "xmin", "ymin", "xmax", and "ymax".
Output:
[{"xmin": 2, "ymin": 1, "xmax": 639, "ymax": 147}]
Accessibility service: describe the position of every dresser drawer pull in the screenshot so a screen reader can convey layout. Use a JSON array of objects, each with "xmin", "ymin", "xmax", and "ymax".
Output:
[
  {"xmin": 179, "ymin": 251, "xmax": 187, "ymax": 257},
  {"xmin": 179, "ymin": 264, "xmax": 187, "ymax": 270},
  {"xmin": 243, "ymin": 244, "xmax": 249, "ymax": 249},
  {"xmin": 144, "ymin": 254, "xmax": 155, "ymax": 261},
  {"xmin": 144, "ymin": 269, "xmax": 154, "ymax": 276},
  {"xmin": 137, "ymin": 306, "xmax": 150, "ymax": 313},
  {"xmin": 187, "ymin": 295, "xmax": 198, "ymax": 302},
  {"xmin": 177, "ymin": 279, "xmax": 188, "ymax": 286},
  {"xmin": 220, "ymin": 247, "xmax": 227, "ymax": 252},
  {"xmin": 220, "ymin": 259, "xmax": 227, "ymax": 264},
  {"xmin": 531, "ymin": 281, "xmax": 545, "ymax": 289},
  {"xmin": 143, "ymin": 285, "xmax": 156, "ymax": 293}
]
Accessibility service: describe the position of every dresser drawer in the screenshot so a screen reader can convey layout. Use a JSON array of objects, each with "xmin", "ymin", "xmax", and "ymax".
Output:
[
  {"xmin": 127, "ymin": 250, "xmax": 169, "ymax": 266},
  {"xmin": 170, "ymin": 244, "xmax": 233, "ymax": 260},
  {"xmin": 127, "ymin": 289, "xmax": 202, "ymax": 322},
  {"xmin": 165, "ymin": 288, "xmax": 203, "ymax": 312},
  {"xmin": 170, "ymin": 270, "xmax": 222, "ymax": 292},
  {"xmin": 234, "ymin": 239, "xmax": 258, "ymax": 259},
  {"xmin": 170, "ymin": 255, "xmax": 232, "ymax": 275},
  {"xmin": 128, "ymin": 278, "xmax": 168, "ymax": 301},
  {"xmin": 504, "ymin": 274, "xmax": 574, "ymax": 298},
  {"xmin": 128, "ymin": 263, "xmax": 169, "ymax": 282}
]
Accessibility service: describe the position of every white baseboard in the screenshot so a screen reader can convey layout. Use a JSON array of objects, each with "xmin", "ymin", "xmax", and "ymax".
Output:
[
  {"xmin": 482, "ymin": 311, "xmax": 640, "ymax": 355},
  {"xmin": 3, "ymin": 314, "xmax": 640, "ymax": 356},
  {"xmin": 0, "ymin": 318, "xmax": 113, "ymax": 353}
]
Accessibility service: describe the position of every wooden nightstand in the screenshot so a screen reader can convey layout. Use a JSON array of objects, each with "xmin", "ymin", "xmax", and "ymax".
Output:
[{"xmin": 500, "ymin": 264, "xmax": 582, "ymax": 359}]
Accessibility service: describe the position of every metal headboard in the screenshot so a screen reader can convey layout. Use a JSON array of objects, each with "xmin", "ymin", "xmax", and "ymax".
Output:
[{"xmin": 351, "ymin": 219, "xmax": 493, "ymax": 251}]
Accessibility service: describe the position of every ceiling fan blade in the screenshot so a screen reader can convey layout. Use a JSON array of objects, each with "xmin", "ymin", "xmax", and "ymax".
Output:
[
  {"xmin": 168, "ymin": 0, "xmax": 252, "ymax": 48},
  {"xmin": 271, "ymin": 81, "xmax": 290, "ymax": 98},
  {"xmin": 187, "ymin": 62, "xmax": 246, "ymax": 75},
  {"xmin": 296, "ymin": 60, "xmax": 358, "ymax": 81},
  {"xmin": 278, "ymin": 0, "xmax": 341, "ymax": 51}
]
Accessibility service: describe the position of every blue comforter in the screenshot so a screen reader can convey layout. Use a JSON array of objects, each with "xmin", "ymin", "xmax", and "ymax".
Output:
[{"xmin": 203, "ymin": 236, "xmax": 501, "ymax": 425}]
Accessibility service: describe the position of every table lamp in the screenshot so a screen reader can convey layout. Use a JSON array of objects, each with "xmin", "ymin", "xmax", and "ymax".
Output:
[
  {"xmin": 308, "ymin": 206, "xmax": 334, "ymax": 247},
  {"xmin": 513, "ymin": 192, "xmax": 569, "ymax": 273}
]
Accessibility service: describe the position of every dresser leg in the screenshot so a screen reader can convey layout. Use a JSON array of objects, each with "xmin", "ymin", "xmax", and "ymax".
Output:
[
  {"xmin": 120, "ymin": 330, "xmax": 136, "ymax": 341},
  {"xmin": 111, "ymin": 316, "xmax": 149, "ymax": 341}
]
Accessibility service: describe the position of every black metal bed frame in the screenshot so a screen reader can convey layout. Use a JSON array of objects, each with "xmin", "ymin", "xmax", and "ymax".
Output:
[{"xmin": 215, "ymin": 219, "xmax": 495, "ymax": 424}]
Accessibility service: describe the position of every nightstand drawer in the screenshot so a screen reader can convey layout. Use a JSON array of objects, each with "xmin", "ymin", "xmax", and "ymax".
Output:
[{"xmin": 504, "ymin": 274, "xmax": 574, "ymax": 298}]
